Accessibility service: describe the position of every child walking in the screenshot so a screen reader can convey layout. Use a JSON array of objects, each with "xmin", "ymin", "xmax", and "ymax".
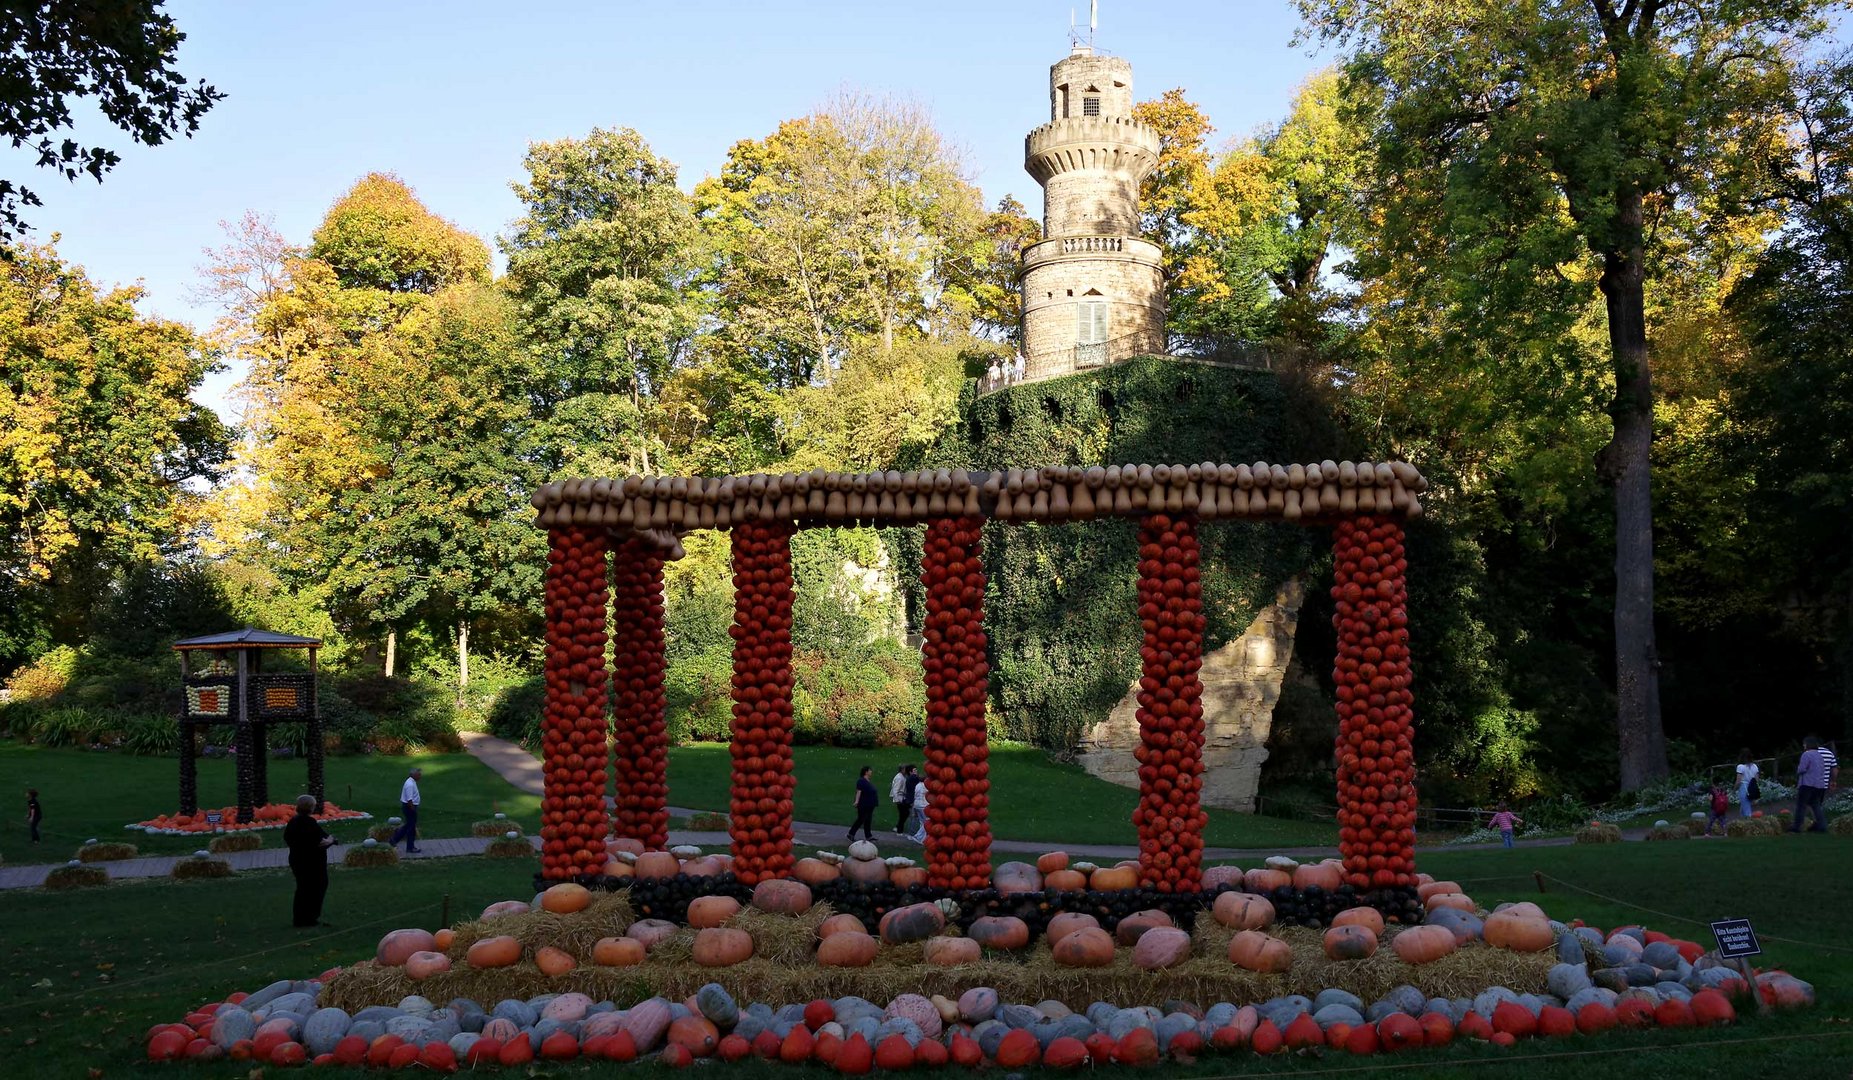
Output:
[
  {"xmin": 1488, "ymin": 802, "xmax": 1522, "ymax": 848},
  {"xmin": 1706, "ymin": 781, "xmax": 1730, "ymax": 836}
]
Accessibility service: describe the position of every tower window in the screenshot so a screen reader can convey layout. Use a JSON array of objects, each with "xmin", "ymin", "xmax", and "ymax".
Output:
[
  {"xmin": 1083, "ymin": 96, "xmax": 1101, "ymax": 116},
  {"xmin": 1078, "ymin": 300, "xmax": 1109, "ymax": 344}
]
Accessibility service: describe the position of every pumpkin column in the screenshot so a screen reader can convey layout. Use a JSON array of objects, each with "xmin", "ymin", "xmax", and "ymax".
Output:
[
  {"xmin": 921, "ymin": 515, "xmax": 992, "ymax": 888},
  {"xmin": 1133, "ymin": 512, "xmax": 1208, "ymax": 892},
  {"xmin": 540, "ymin": 525, "xmax": 611, "ymax": 881},
  {"xmin": 728, "ymin": 519, "xmax": 797, "ymax": 884},
  {"xmin": 1332, "ymin": 515, "xmax": 1417, "ymax": 891},
  {"xmin": 609, "ymin": 537, "xmax": 670, "ymax": 850}
]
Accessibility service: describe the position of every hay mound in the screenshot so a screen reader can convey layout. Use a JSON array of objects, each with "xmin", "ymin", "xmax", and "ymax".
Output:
[
  {"xmin": 472, "ymin": 820, "xmax": 510, "ymax": 838},
  {"xmin": 1726, "ymin": 817, "xmax": 1783, "ymax": 838},
  {"xmin": 1645, "ymin": 826, "xmax": 1687, "ymax": 842},
  {"xmin": 1830, "ymin": 815, "xmax": 1853, "ymax": 837},
  {"xmin": 77, "ymin": 842, "xmax": 138, "ymax": 862},
  {"xmin": 344, "ymin": 845, "xmax": 400, "ymax": 868},
  {"xmin": 172, "ymin": 857, "xmax": 233, "ymax": 880},
  {"xmin": 209, "ymin": 833, "xmax": 262, "ymax": 854},
  {"xmin": 485, "ymin": 837, "xmax": 533, "ymax": 859},
  {"xmin": 726, "ymin": 904, "xmax": 834, "ymax": 967},
  {"xmin": 322, "ymin": 924, "xmax": 1552, "ymax": 1016},
  {"xmin": 1575, "ymin": 823, "xmax": 1623, "ymax": 844},
  {"xmin": 1680, "ymin": 818, "xmax": 1707, "ymax": 837},
  {"xmin": 368, "ymin": 824, "xmax": 397, "ymax": 843},
  {"xmin": 44, "ymin": 864, "xmax": 110, "ymax": 890}
]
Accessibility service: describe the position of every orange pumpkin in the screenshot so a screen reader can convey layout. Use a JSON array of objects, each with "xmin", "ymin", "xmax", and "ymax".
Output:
[
  {"xmin": 1390, "ymin": 925, "xmax": 1457, "ymax": 965},
  {"xmin": 793, "ymin": 858, "xmax": 840, "ymax": 886},
  {"xmin": 816, "ymin": 931, "xmax": 879, "ymax": 967},
  {"xmin": 1089, "ymin": 866, "xmax": 1138, "ymax": 891},
  {"xmin": 432, "ymin": 929, "xmax": 456, "ymax": 951},
  {"xmin": 1046, "ymin": 912, "xmax": 1100, "ymax": 947},
  {"xmin": 1043, "ymin": 869, "xmax": 1088, "ymax": 892},
  {"xmin": 1484, "ymin": 913, "xmax": 1554, "ymax": 953},
  {"xmin": 692, "ymin": 928, "xmax": 754, "ymax": 967},
  {"xmin": 634, "ymin": 851, "xmax": 680, "ymax": 879},
  {"xmin": 591, "ymin": 936, "xmax": 646, "ymax": 966},
  {"xmin": 1114, "ymin": 910, "xmax": 1174, "ymax": 946},
  {"xmin": 535, "ymin": 945, "xmax": 577, "ymax": 976},
  {"xmin": 1331, "ymin": 907, "xmax": 1385, "ymax": 935},
  {"xmin": 1292, "ymin": 862, "xmax": 1344, "ymax": 892},
  {"xmin": 1417, "ymin": 880, "xmax": 1462, "ymax": 902},
  {"xmin": 688, "ymin": 895, "xmax": 742, "ymax": 929},
  {"xmin": 1228, "ymin": 930, "xmax": 1293, "ymax": 973},
  {"xmin": 1425, "ymin": 892, "xmax": 1476, "ymax": 913},
  {"xmin": 1036, "ymin": 851, "xmax": 1070, "ymax": 874},
  {"xmin": 924, "ymin": 937, "xmax": 982, "ymax": 966},
  {"xmin": 1052, "ymin": 926, "xmax": 1116, "ymax": 968},
  {"xmin": 466, "ymin": 935, "xmax": 521, "ymax": 969},
  {"xmin": 1498, "ymin": 902, "xmax": 1547, "ymax": 920},
  {"xmin": 817, "ymin": 913, "xmax": 868, "ymax": 939},
  {"xmin": 667, "ymin": 1016, "xmax": 720, "ymax": 1058},
  {"xmin": 405, "ymin": 950, "xmax": 452, "ymax": 980},
  {"xmin": 993, "ymin": 862, "xmax": 1043, "ymax": 894},
  {"xmin": 1323, "ymin": 925, "xmax": 1378, "ymax": 961},
  {"xmin": 600, "ymin": 860, "xmax": 633, "ymax": 880},
  {"xmin": 751, "ymin": 879, "xmax": 813, "ymax": 916},
  {"xmin": 1213, "ymin": 892, "xmax": 1276, "ymax": 931},
  {"xmin": 540, "ymin": 883, "xmax": 592, "ymax": 914},
  {"xmin": 377, "ymin": 929, "xmax": 438, "ymax": 967},
  {"xmin": 1243, "ymin": 868, "xmax": 1292, "ymax": 893},
  {"xmin": 889, "ymin": 867, "xmax": 928, "ymax": 889},
  {"xmin": 967, "ymin": 916, "xmax": 1030, "ymax": 951}
]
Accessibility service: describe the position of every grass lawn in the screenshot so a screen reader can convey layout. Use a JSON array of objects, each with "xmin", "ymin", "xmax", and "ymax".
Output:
[
  {"xmin": 665, "ymin": 742, "xmax": 1338, "ymax": 851},
  {"xmin": 0, "ymin": 742, "xmax": 538, "ymax": 859},
  {"xmin": 4, "ymin": 836, "xmax": 1849, "ymax": 1077}
]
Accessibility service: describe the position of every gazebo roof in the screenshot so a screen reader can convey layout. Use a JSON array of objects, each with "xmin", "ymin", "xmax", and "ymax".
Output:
[{"xmin": 172, "ymin": 628, "xmax": 322, "ymax": 651}]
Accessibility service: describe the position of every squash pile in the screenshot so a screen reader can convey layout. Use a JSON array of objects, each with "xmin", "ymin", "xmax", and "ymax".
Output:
[
  {"xmin": 608, "ymin": 535, "xmax": 670, "ymax": 850},
  {"xmin": 1332, "ymin": 515, "xmax": 1417, "ymax": 891},
  {"xmin": 539, "ymin": 524, "xmax": 611, "ymax": 881},
  {"xmin": 919, "ymin": 515, "xmax": 993, "ymax": 889},
  {"xmin": 726, "ymin": 519, "xmax": 798, "ymax": 885},
  {"xmin": 133, "ymin": 802, "xmax": 368, "ymax": 835},
  {"xmin": 1132, "ymin": 513, "xmax": 1209, "ymax": 893}
]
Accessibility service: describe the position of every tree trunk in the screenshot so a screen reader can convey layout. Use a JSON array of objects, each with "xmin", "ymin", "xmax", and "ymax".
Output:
[
  {"xmin": 384, "ymin": 630, "xmax": 396, "ymax": 678},
  {"xmin": 1595, "ymin": 185, "xmax": 1669, "ymax": 791},
  {"xmin": 457, "ymin": 621, "xmax": 470, "ymax": 705}
]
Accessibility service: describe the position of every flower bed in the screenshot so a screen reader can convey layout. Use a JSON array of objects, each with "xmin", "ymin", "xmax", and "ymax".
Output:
[
  {"xmin": 142, "ymin": 845, "xmax": 1817, "ymax": 1071},
  {"xmin": 132, "ymin": 802, "xmax": 369, "ymax": 835}
]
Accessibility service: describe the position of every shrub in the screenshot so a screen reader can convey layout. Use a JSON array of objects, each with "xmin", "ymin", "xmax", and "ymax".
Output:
[
  {"xmin": 171, "ymin": 856, "xmax": 233, "ymax": 880},
  {"xmin": 326, "ymin": 673, "xmax": 460, "ymax": 753},
  {"xmin": 44, "ymin": 864, "xmax": 110, "ymax": 890},
  {"xmin": 344, "ymin": 843, "xmax": 400, "ymax": 868},
  {"xmin": 3, "ymin": 645, "xmax": 81, "ymax": 702},
  {"xmin": 76, "ymin": 842, "xmax": 138, "ymax": 862},
  {"xmin": 209, "ymin": 833, "xmax": 262, "ymax": 854},
  {"xmin": 486, "ymin": 674, "xmax": 545, "ymax": 748}
]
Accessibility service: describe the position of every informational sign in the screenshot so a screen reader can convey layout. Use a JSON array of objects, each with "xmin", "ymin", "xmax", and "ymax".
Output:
[
  {"xmin": 205, "ymin": 811, "xmax": 223, "ymax": 826},
  {"xmin": 1711, "ymin": 918, "xmax": 1761, "ymax": 959}
]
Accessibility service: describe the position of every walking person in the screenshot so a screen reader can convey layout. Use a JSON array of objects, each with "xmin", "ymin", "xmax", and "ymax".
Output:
[
  {"xmin": 889, "ymin": 764, "xmax": 912, "ymax": 833},
  {"xmin": 1735, "ymin": 748, "xmax": 1761, "ymax": 818},
  {"xmin": 388, "ymin": 767, "xmax": 423, "ymax": 853},
  {"xmin": 1705, "ymin": 781, "xmax": 1730, "ymax": 836},
  {"xmin": 907, "ymin": 777, "xmax": 929, "ymax": 844},
  {"xmin": 284, "ymin": 794, "xmax": 335, "ymax": 928},
  {"xmin": 849, "ymin": 765, "xmax": 879, "ymax": 843},
  {"xmin": 25, "ymin": 788, "xmax": 42, "ymax": 843},
  {"xmin": 1789, "ymin": 737, "xmax": 1831, "ymax": 833},
  {"xmin": 1488, "ymin": 802, "xmax": 1522, "ymax": 848}
]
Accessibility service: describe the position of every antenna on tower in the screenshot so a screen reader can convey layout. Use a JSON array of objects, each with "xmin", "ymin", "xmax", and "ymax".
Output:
[{"xmin": 1090, "ymin": 0, "xmax": 1098, "ymax": 43}]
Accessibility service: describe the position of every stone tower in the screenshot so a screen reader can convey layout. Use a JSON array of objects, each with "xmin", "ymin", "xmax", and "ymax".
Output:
[{"xmin": 1019, "ymin": 43, "xmax": 1166, "ymax": 381}]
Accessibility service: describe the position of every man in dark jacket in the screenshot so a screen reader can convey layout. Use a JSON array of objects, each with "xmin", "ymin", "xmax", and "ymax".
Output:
[{"xmin": 284, "ymin": 794, "xmax": 335, "ymax": 927}]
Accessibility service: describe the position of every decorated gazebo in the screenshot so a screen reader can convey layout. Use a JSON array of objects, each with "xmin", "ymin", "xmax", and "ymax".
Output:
[{"xmin": 172, "ymin": 628, "xmax": 324, "ymax": 822}]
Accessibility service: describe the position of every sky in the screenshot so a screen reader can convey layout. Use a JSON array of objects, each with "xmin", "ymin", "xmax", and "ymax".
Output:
[{"xmin": 12, "ymin": 1, "xmax": 1333, "ymax": 417}]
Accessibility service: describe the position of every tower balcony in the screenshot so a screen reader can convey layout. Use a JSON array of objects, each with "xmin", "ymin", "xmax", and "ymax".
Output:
[
  {"xmin": 1024, "ymin": 116, "xmax": 1161, "ymax": 182},
  {"xmin": 1020, "ymin": 234, "xmax": 1163, "ymax": 276}
]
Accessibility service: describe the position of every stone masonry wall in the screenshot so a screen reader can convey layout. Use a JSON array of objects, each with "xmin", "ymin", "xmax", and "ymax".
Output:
[{"xmin": 1077, "ymin": 579, "xmax": 1305, "ymax": 812}]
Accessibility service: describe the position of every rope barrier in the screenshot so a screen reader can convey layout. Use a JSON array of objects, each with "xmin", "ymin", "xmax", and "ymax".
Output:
[
  {"xmin": 1536, "ymin": 873, "xmax": 1853, "ymax": 955},
  {"xmin": 1178, "ymin": 1030, "xmax": 1853, "ymax": 1079}
]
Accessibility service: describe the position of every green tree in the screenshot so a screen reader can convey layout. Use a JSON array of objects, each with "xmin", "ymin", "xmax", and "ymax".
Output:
[
  {"xmin": 310, "ymin": 174, "xmax": 489, "ymax": 293},
  {"xmin": 0, "ymin": 240, "xmax": 228, "ymax": 664},
  {"xmin": 0, "ymin": 0, "xmax": 221, "ymax": 239},
  {"xmin": 502, "ymin": 128, "xmax": 703, "ymax": 474},
  {"xmin": 1297, "ymin": 0, "xmax": 1830, "ymax": 789}
]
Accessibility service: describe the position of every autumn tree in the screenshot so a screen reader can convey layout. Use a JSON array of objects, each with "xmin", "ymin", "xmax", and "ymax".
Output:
[
  {"xmin": 1298, "ymin": 0, "xmax": 1830, "ymax": 789},
  {"xmin": 0, "ymin": 0, "xmax": 221, "ymax": 239},
  {"xmin": 503, "ymin": 128, "xmax": 704, "ymax": 475},
  {"xmin": 0, "ymin": 240, "xmax": 227, "ymax": 663}
]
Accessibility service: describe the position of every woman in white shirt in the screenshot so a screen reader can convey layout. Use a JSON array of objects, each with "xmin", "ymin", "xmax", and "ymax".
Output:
[
  {"xmin": 1734, "ymin": 749, "xmax": 1760, "ymax": 818},
  {"xmin": 907, "ymin": 780, "xmax": 929, "ymax": 844}
]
